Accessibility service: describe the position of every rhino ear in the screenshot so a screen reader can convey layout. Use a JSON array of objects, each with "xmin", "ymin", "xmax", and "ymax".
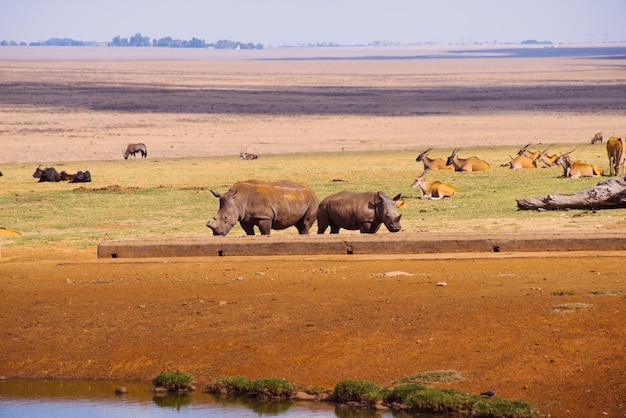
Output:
[{"xmin": 210, "ymin": 190, "xmax": 221, "ymax": 198}]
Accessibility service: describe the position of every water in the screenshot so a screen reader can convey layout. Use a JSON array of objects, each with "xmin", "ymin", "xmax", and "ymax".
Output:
[{"xmin": 0, "ymin": 379, "xmax": 441, "ymax": 417}]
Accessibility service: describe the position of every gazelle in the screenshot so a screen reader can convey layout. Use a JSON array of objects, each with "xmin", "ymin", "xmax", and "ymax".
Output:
[
  {"xmin": 554, "ymin": 151, "xmax": 603, "ymax": 178},
  {"xmin": 446, "ymin": 148, "xmax": 490, "ymax": 171},
  {"xmin": 591, "ymin": 132, "xmax": 603, "ymax": 144},
  {"xmin": 415, "ymin": 148, "xmax": 454, "ymax": 170},
  {"xmin": 411, "ymin": 169, "xmax": 456, "ymax": 199},
  {"xmin": 606, "ymin": 136, "xmax": 625, "ymax": 176}
]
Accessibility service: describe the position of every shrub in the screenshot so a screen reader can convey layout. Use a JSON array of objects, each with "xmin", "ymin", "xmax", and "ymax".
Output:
[
  {"xmin": 152, "ymin": 371, "xmax": 194, "ymax": 392},
  {"xmin": 251, "ymin": 377, "xmax": 295, "ymax": 398},
  {"xmin": 333, "ymin": 379, "xmax": 385, "ymax": 403},
  {"xmin": 473, "ymin": 397, "xmax": 540, "ymax": 417},
  {"xmin": 210, "ymin": 375, "xmax": 251, "ymax": 395}
]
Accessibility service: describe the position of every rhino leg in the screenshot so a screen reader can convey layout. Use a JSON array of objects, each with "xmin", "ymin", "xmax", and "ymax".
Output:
[
  {"xmin": 359, "ymin": 222, "xmax": 381, "ymax": 234},
  {"xmin": 257, "ymin": 220, "xmax": 272, "ymax": 235},
  {"xmin": 240, "ymin": 221, "xmax": 256, "ymax": 235}
]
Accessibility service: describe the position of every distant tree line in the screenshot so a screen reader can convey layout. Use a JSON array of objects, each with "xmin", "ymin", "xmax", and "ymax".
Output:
[
  {"xmin": 109, "ymin": 33, "xmax": 263, "ymax": 49},
  {"xmin": 0, "ymin": 33, "xmax": 263, "ymax": 49}
]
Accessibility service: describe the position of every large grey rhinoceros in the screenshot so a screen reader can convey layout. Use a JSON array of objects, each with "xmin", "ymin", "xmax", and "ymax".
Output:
[
  {"xmin": 317, "ymin": 191, "xmax": 402, "ymax": 234},
  {"xmin": 206, "ymin": 179, "xmax": 319, "ymax": 236}
]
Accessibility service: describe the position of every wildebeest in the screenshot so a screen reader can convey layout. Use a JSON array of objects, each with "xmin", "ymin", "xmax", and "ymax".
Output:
[
  {"xmin": 206, "ymin": 179, "xmax": 319, "ymax": 236},
  {"xmin": 122, "ymin": 143, "xmax": 147, "ymax": 159},
  {"xmin": 591, "ymin": 132, "xmax": 603, "ymax": 144},
  {"xmin": 32, "ymin": 166, "xmax": 61, "ymax": 182},
  {"xmin": 59, "ymin": 171, "xmax": 75, "ymax": 181},
  {"xmin": 446, "ymin": 148, "xmax": 490, "ymax": 171},
  {"xmin": 606, "ymin": 136, "xmax": 625, "ymax": 176},
  {"xmin": 317, "ymin": 191, "xmax": 402, "ymax": 234},
  {"xmin": 69, "ymin": 170, "xmax": 91, "ymax": 183},
  {"xmin": 240, "ymin": 146, "xmax": 260, "ymax": 160}
]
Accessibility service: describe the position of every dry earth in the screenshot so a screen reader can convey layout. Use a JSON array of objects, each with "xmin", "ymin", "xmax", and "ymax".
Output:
[{"xmin": 1, "ymin": 46, "xmax": 626, "ymax": 417}]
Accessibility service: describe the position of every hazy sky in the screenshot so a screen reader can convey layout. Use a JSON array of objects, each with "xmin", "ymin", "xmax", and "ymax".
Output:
[{"xmin": 1, "ymin": 0, "xmax": 625, "ymax": 46}]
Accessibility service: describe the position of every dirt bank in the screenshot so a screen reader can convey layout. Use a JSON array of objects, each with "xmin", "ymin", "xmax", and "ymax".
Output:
[{"xmin": 1, "ymin": 247, "xmax": 625, "ymax": 416}]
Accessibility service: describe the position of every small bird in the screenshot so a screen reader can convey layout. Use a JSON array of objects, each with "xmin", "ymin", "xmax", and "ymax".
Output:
[{"xmin": 480, "ymin": 388, "xmax": 497, "ymax": 398}]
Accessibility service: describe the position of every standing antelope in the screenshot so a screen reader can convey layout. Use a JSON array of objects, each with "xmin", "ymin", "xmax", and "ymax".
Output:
[
  {"xmin": 415, "ymin": 148, "xmax": 454, "ymax": 170},
  {"xmin": 606, "ymin": 136, "xmax": 625, "ymax": 176},
  {"xmin": 446, "ymin": 148, "xmax": 490, "ymax": 171},
  {"xmin": 411, "ymin": 169, "xmax": 456, "ymax": 199},
  {"xmin": 591, "ymin": 132, "xmax": 603, "ymax": 144},
  {"xmin": 240, "ymin": 146, "xmax": 260, "ymax": 160},
  {"xmin": 555, "ymin": 151, "xmax": 603, "ymax": 178},
  {"xmin": 122, "ymin": 143, "xmax": 147, "ymax": 159}
]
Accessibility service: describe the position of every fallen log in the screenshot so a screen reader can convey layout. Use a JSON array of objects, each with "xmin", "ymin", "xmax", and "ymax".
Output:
[{"xmin": 517, "ymin": 176, "xmax": 626, "ymax": 210}]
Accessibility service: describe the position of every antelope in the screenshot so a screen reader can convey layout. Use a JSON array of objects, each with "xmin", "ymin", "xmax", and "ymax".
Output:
[
  {"xmin": 122, "ymin": 143, "xmax": 147, "ymax": 159},
  {"xmin": 606, "ymin": 136, "xmax": 625, "ymax": 176},
  {"xmin": 446, "ymin": 148, "xmax": 490, "ymax": 171},
  {"xmin": 240, "ymin": 146, "xmax": 260, "ymax": 160},
  {"xmin": 591, "ymin": 132, "xmax": 603, "ymax": 144},
  {"xmin": 517, "ymin": 143, "xmax": 545, "ymax": 161},
  {"xmin": 537, "ymin": 150, "xmax": 559, "ymax": 167},
  {"xmin": 411, "ymin": 169, "xmax": 456, "ymax": 199},
  {"xmin": 415, "ymin": 148, "xmax": 454, "ymax": 170},
  {"xmin": 554, "ymin": 151, "xmax": 603, "ymax": 178},
  {"xmin": 392, "ymin": 193, "xmax": 407, "ymax": 208}
]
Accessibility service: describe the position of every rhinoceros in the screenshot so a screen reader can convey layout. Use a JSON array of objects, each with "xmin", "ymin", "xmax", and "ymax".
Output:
[
  {"xmin": 206, "ymin": 179, "xmax": 319, "ymax": 236},
  {"xmin": 317, "ymin": 191, "xmax": 402, "ymax": 234}
]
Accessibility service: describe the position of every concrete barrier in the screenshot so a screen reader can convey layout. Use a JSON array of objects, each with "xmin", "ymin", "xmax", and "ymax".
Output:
[{"xmin": 97, "ymin": 231, "xmax": 626, "ymax": 258}]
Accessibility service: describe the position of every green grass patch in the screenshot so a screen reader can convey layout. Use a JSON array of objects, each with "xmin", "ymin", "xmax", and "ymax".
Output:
[
  {"xmin": 590, "ymin": 289, "xmax": 624, "ymax": 295},
  {"xmin": 152, "ymin": 370, "xmax": 195, "ymax": 392},
  {"xmin": 2, "ymin": 143, "xmax": 621, "ymax": 249},
  {"xmin": 390, "ymin": 369, "xmax": 463, "ymax": 386},
  {"xmin": 552, "ymin": 303, "xmax": 592, "ymax": 312},
  {"xmin": 551, "ymin": 290, "xmax": 577, "ymax": 296}
]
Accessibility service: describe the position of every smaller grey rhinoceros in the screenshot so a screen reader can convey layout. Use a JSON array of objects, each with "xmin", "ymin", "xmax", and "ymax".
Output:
[
  {"xmin": 206, "ymin": 179, "xmax": 319, "ymax": 236},
  {"xmin": 317, "ymin": 190, "xmax": 402, "ymax": 234}
]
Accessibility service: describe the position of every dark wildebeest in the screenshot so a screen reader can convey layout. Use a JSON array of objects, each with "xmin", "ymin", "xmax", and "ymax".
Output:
[
  {"xmin": 206, "ymin": 179, "xmax": 319, "ymax": 236},
  {"xmin": 240, "ymin": 146, "xmax": 260, "ymax": 160},
  {"xmin": 59, "ymin": 171, "xmax": 75, "ymax": 181},
  {"xmin": 317, "ymin": 191, "xmax": 403, "ymax": 234},
  {"xmin": 32, "ymin": 166, "xmax": 61, "ymax": 182},
  {"xmin": 69, "ymin": 170, "xmax": 92, "ymax": 183},
  {"xmin": 123, "ymin": 143, "xmax": 147, "ymax": 159}
]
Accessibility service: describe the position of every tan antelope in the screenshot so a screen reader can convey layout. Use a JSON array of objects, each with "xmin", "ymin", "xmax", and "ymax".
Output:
[
  {"xmin": 411, "ymin": 169, "xmax": 456, "ymax": 199},
  {"xmin": 591, "ymin": 132, "xmax": 603, "ymax": 144},
  {"xmin": 501, "ymin": 144, "xmax": 549, "ymax": 168},
  {"xmin": 446, "ymin": 148, "xmax": 490, "ymax": 171},
  {"xmin": 415, "ymin": 148, "xmax": 454, "ymax": 170},
  {"xmin": 537, "ymin": 150, "xmax": 559, "ymax": 167},
  {"xmin": 554, "ymin": 151, "xmax": 603, "ymax": 178},
  {"xmin": 392, "ymin": 193, "xmax": 407, "ymax": 208},
  {"xmin": 517, "ymin": 143, "xmax": 545, "ymax": 160},
  {"xmin": 606, "ymin": 136, "xmax": 625, "ymax": 176}
]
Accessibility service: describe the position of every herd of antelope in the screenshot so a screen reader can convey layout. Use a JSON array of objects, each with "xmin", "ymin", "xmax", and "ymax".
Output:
[{"xmin": 412, "ymin": 132, "xmax": 625, "ymax": 200}]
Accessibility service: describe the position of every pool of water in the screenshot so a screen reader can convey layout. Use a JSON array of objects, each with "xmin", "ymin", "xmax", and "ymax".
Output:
[{"xmin": 0, "ymin": 379, "xmax": 443, "ymax": 417}]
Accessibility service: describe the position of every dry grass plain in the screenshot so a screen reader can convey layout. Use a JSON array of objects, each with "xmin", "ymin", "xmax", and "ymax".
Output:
[{"xmin": 1, "ymin": 45, "xmax": 626, "ymax": 417}]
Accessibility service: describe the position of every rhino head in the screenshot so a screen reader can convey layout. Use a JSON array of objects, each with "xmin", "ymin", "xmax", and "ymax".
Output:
[{"xmin": 206, "ymin": 189, "xmax": 240, "ymax": 236}]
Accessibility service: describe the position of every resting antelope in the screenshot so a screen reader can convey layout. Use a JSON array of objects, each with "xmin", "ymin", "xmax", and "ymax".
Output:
[
  {"xmin": 415, "ymin": 148, "xmax": 454, "ymax": 170},
  {"xmin": 606, "ymin": 136, "xmax": 625, "ymax": 176},
  {"xmin": 554, "ymin": 151, "xmax": 602, "ymax": 178},
  {"xmin": 240, "ymin": 146, "xmax": 260, "ymax": 160},
  {"xmin": 537, "ymin": 150, "xmax": 559, "ymax": 167},
  {"xmin": 517, "ymin": 144, "xmax": 545, "ymax": 161},
  {"xmin": 411, "ymin": 169, "xmax": 456, "ymax": 199},
  {"xmin": 446, "ymin": 148, "xmax": 490, "ymax": 171}
]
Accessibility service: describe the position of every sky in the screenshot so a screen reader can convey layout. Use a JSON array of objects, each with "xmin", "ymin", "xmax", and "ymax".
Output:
[{"xmin": 1, "ymin": 0, "xmax": 625, "ymax": 46}]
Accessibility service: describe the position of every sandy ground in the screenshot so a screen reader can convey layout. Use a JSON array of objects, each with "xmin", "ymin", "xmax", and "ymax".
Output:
[{"xmin": 1, "ymin": 46, "xmax": 626, "ymax": 416}]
